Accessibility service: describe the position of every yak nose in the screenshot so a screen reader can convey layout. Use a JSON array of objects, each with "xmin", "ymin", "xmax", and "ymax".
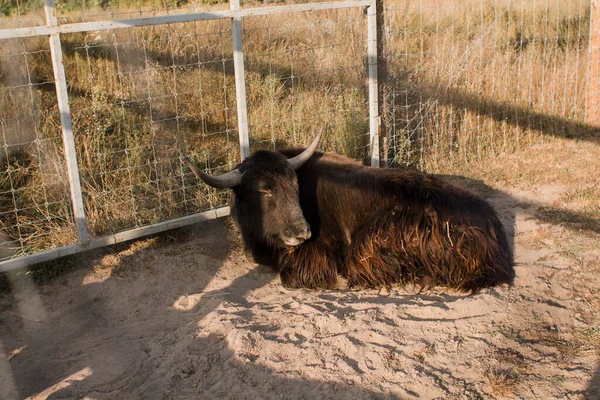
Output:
[
  {"xmin": 282, "ymin": 223, "xmax": 311, "ymax": 246},
  {"xmin": 297, "ymin": 226, "xmax": 311, "ymax": 241}
]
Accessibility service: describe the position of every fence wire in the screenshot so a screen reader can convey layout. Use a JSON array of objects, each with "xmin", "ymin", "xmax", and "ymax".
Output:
[
  {"xmin": 243, "ymin": 9, "xmax": 370, "ymax": 161},
  {"xmin": 62, "ymin": 19, "xmax": 239, "ymax": 238},
  {"xmin": 383, "ymin": 0, "xmax": 591, "ymax": 171},
  {"xmin": 0, "ymin": 37, "xmax": 77, "ymax": 258},
  {"xmin": 54, "ymin": 0, "xmax": 231, "ymax": 25}
]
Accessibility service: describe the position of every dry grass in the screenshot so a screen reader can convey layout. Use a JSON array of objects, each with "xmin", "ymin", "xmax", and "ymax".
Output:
[
  {"xmin": 485, "ymin": 367, "xmax": 520, "ymax": 397},
  {"xmin": 497, "ymin": 324, "xmax": 600, "ymax": 369},
  {"xmin": 0, "ymin": 0, "xmax": 596, "ymax": 257},
  {"xmin": 493, "ymin": 348, "xmax": 527, "ymax": 370},
  {"xmin": 385, "ymin": 0, "xmax": 592, "ymax": 171}
]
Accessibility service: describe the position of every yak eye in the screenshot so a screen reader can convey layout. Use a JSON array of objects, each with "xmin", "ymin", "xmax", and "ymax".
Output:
[{"xmin": 258, "ymin": 189, "xmax": 272, "ymax": 198}]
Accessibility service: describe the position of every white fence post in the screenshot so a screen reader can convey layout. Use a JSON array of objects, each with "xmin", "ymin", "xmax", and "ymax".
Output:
[
  {"xmin": 231, "ymin": 0, "xmax": 251, "ymax": 160},
  {"xmin": 44, "ymin": 0, "xmax": 90, "ymax": 243},
  {"xmin": 367, "ymin": 0, "xmax": 380, "ymax": 167},
  {"xmin": 587, "ymin": 0, "xmax": 600, "ymax": 126}
]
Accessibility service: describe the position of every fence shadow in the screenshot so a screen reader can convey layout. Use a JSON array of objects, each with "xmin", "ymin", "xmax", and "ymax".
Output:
[
  {"xmin": 385, "ymin": 73, "xmax": 600, "ymax": 169},
  {"xmin": 423, "ymin": 82, "xmax": 600, "ymax": 143}
]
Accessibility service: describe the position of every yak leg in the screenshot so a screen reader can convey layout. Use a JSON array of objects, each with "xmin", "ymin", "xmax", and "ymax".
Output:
[
  {"xmin": 344, "ymin": 208, "xmax": 462, "ymax": 290},
  {"xmin": 279, "ymin": 241, "xmax": 339, "ymax": 289},
  {"xmin": 343, "ymin": 207, "xmax": 438, "ymax": 290}
]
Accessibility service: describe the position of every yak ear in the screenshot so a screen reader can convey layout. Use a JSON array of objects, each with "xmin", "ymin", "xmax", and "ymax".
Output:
[
  {"xmin": 287, "ymin": 128, "xmax": 322, "ymax": 170},
  {"xmin": 184, "ymin": 156, "xmax": 243, "ymax": 189}
]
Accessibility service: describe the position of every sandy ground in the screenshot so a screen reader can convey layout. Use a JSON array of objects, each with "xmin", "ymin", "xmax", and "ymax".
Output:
[{"xmin": 1, "ymin": 140, "xmax": 599, "ymax": 400}]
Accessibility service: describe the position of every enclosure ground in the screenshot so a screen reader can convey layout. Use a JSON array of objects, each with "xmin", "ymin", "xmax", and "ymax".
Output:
[{"xmin": 0, "ymin": 136, "xmax": 599, "ymax": 399}]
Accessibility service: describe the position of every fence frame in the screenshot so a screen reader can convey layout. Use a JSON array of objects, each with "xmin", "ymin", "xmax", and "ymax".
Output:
[{"xmin": 0, "ymin": 0, "xmax": 379, "ymax": 273}]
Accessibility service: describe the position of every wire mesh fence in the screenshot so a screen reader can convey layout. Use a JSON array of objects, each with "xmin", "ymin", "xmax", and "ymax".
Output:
[
  {"xmin": 53, "ymin": 0, "xmax": 231, "ymax": 25},
  {"xmin": 63, "ymin": 19, "xmax": 239, "ymax": 238},
  {"xmin": 0, "ymin": 37, "xmax": 77, "ymax": 258},
  {"xmin": 0, "ymin": 0, "xmax": 595, "ymax": 269},
  {"xmin": 243, "ymin": 9, "xmax": 370, "ymax": 161},
  {"xmin": 382, "ymin": 0, "xmax": 592, "ymax": 171}
]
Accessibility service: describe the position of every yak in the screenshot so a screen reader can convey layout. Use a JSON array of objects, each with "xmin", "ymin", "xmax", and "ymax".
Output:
[{"xmin": 185, "ymin": 133, "xmax": 514, "ymax": 293}]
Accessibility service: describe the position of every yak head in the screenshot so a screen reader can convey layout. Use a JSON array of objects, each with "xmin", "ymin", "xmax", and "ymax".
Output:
[{"xmin": 185, "ymin": 132, "xmax": 320, "ymax": 248}]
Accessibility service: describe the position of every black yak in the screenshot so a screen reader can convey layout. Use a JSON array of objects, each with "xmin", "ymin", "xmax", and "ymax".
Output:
[{"xmin": 185, "ymin": 133, "xmax": 514, "ymax": 293}]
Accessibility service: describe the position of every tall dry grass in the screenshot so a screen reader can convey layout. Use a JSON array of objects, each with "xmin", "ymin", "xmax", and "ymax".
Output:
[
  {"xmin": 0, "ymin": 0, "xmax": 592, "ymax": 257},
  {"xmin": 384, "ymin": 0, "xmax": 591, "ymax": 170}
]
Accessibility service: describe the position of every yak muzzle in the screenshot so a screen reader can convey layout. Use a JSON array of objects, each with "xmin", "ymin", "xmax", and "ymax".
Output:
[{"xmin": 281, "ymin": 223, "xmax": 311, "ymax": 247}]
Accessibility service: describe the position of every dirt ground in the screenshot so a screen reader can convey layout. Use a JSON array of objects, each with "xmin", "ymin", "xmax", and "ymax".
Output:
[{"xmin": 0, "ymin": 138, "xmax": 599, "ymax": 400}]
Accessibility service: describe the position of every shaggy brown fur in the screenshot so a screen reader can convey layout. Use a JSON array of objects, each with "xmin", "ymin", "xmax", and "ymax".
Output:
[{"xmin": 229, "ymin": 149, "xmax": 514, "ymax": 293}]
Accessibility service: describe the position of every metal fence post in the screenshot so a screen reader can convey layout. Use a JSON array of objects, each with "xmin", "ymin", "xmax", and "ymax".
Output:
[
  {"xmin": 375, "ymin": 0, "xmax": 388, "ymax": 167},
  {"xmin": 587, "ymin": 0, "xmax": 600, "ymax": 126},
  {"xmin": 44, "ymin": 0, "xmax": 89, "ymax": 243},
  {"xmin": 231, "ymin": 0, "xmax": 251, "ymax": 160},
  {"xmin": 367, "ymin": 0, "xmax": 380, "ymax": 167}
]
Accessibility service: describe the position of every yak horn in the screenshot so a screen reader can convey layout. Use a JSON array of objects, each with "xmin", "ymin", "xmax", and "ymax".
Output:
[
  {"xmin": 184, "ymin": 156, "xmax": 242, "ymax": 189},
  {"xmin": 287, "ymin": 128, "xmax": 322, "ymax": 170}
]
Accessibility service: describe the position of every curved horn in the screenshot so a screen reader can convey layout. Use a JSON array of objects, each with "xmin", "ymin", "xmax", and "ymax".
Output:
[
  {"xmin": 184, "ymin": 156, "xmax": 242, "ymax": 189},
  {"xmin": 287, "ymin": 128, "xmax": 322, "ymax": 170}
]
